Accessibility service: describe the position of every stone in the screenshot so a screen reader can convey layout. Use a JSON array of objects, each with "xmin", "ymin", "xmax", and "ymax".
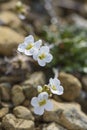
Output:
[
  {"xmin": 0, "ymin": 27, "xmax": 24, "ymax": 56},
  {"xmin": 0, "ymin": 11, "xmax": 27, "ymax": 35},
  {"xmin": 43, "ymin": 122, "xmax": 67, "ymax": 130},
  {"xmin": 43, "ymin": 100, "xmax": 87, "ymax": 130},
  {"xmin": 22, "ymin": 71, "xmax": 46, "ymax": 99},
  {"xmin": 59, "ymin": 72, "xmax": 82, "ymax": 101},
  {"xmin": 13, "ymin": 106, "xmax": 34, "ymax": 120},
  {"xmin": 11, "ymin": 85, "xmax": 25, "ymax": 106},
  {"xmin": 82, "ymin": 75, "xmax": 87, "ymax": 92},
  {"xmin": 76, "ymin": 90, "xmax": 87, "ymax": 114},
  {"xmin": 0, "ymin": 83, "xmax": 11, "ymax": 101},
  {"xmin": 2, "ymin": 114, "xmax": 34, "ymax": 130},
  {"xmin": 0, "ymin": 108, "xmax": 9, "ymax": 118},
  {"xmin": 0, "ymin": 11, "xmax": 21, "ymax": 27},
  {"xmin": 0, "ymin": 0, "xmax": 18, "ymax": 11}
]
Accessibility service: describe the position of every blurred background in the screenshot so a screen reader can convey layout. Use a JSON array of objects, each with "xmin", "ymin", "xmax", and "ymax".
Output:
[{"xmin": 0, "ymin": 0, "xmax": 87, "ymax": 130}]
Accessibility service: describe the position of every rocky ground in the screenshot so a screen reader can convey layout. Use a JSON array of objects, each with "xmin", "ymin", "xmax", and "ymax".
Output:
[{"xmin": 0, "ymin": 0, "xmax": 87, "ymax": 130}]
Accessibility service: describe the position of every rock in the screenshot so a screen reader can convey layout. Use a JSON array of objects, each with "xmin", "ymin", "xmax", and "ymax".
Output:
[
  {"xmin": 0, "ymin": 108, "xmax": 9, "ymax": 119},
  {"xmin": 59, "ymin": 72, "xmax": 82, "ymax": 101},
  {"xmin": 0, "ymin": 27, "xmax": 24, "ymax": 56},
  {"xmin": 0, "ymin": 0, "xmax": 18, "ymax": 11},
  {"xmin": 0, "ymin": 11, "xmax": 21, "ymax": 27},
  {"xmin": 82, "ymin": 75, "xmax": 87, "ymax": 92},
  {"xmin": 43, "ymin": 122, "xmax": 67, "ymax": 130},
  {"xmin": 43, "ymin": 100, "xmax": 87, "ymax": 130},
  {"xmin": 0, "ymin": 122, "xmax": 2, "ymax": 130},
  {"xmin": 76, "ymin": 90, "xmax": 87, "ymax": 114},
  {"xmin": 22, "ymin": 71, "xmax": 46, "ymax": 99},
  {"xmin": 0, "ymin": 11, "xmax": 27, "ymax": 35},
  {"xmin": 13, "ymin": 106, "xmax": 34, "ymax": 120},
  {"xmin": 0, "ymin": 83, "xmax": 11, "ymax": 101},
  {"xmin": 2, "ymin": 114, "xmax": 35, "ymax": 130},
  {"xmin": 1, "ymin": 102, "xmax": 13, "ymax": 109},
  {"xmin": 11, "ymin": 85, "xmax": 25, "ymax": 106},
  {"xmin": 53, "ymin": 95, "xmax": 63, "ymax": 102}
]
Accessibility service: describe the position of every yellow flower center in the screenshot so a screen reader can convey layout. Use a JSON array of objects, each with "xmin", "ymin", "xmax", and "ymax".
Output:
[
  {"xmin": 52, "ymin": 85, "xmax": 57, "ymax": 90},
  {"xmin": 26, "ymin": 43, "xmax": 33, "ymax": 50},
  {"xmin": 39, "ymin": 99, "xmax": 46, "ymax": 106},
  {"xmin": 39, "ymin": 53, "xmax": 46, "ymax": 60}
]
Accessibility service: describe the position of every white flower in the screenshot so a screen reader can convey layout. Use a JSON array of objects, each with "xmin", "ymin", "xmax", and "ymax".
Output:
[
  {"xmin": 17, "ymin": 35, "xmax": 42, "ymax": 56},
  {"xmin": 33, "ymin": 46, "xmax": 53, "ymax": 66},
  {"xmin": 31, "ymin": 92, "xmax": 53, "ymax": 115},
  {"xmin": 49, "ymin": 78, "xmax": 64, "ymax": 95}
]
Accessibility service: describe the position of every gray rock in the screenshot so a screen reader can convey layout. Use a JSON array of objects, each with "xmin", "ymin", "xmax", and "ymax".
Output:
[
  {"xmin": 59, "ymin": 72, "xmax": 82, "ymax": 101},
  {"xmin": 43, "ymin": 100, "xmax": 87, "ymax": 130},
  {"xmin": 11, "ymin": 85, "xmax": 25, "ymax": 106},
  {"xmin": 2, "ymin": 114, "xmax": 35, "ymax": 130},
  {"xmin": 13, "ymin": 106, "xmax": 34, "ymax": 120},
  {"xmin": 22, "ymin": 71, "xmax": 46, "ymax": 99},
  {"xmin": 0, "ymin": 83, "xmax": 11, "ymax": 101},
  {"xmin": 0, "ymin": 27, "xmax": 24, "ymax": 56}
]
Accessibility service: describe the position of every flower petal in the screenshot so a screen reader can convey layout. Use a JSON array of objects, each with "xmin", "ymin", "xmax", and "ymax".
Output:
[
  {"xmin": 38, "ymin": 59, "xmax": 46, "ymax": 67},
  {"xmin": 35, "ymin": 40, "xmax": 42, "ymax": 49},
  {"xmin": 45, "ymin": 54, "xmax": 53, "ymax": 63},
  {"xmin": 40, "ymin": 46, "xmax": 49, "ymax": 53},
  {"xmin": 17, "ymin": 43, "xmax": 25, "ymax": 53},
  {"xmin": 34, "ymin": 106, "xmax": 44, "ymax": 115},
  {"xmin": 50, "ymin": 85, "xmax": 64, "ymax": 95},
  {"xmin": 32, "ymin": 49, "xmax": 38, "ymax": 60},
  {"xmin": 31, "ymin": 97, "xmax": 38, "ymax": 107},
  {"xmin": 50, "ymin": 88, "xmax": 58, "ymax": 95},
  {"xmin": 38, "ymin": 92, "xmax": 48, "ymax": 101},
  {"xmin": 24, "ymin": 35, "xmax": 34, "ymax": 43},
  {"xmin": 57, "ymin": 85, "xmax": 64, "ymax": 95},
  {"xmin": 45, "ymin": 100, "xmax": 53, "ymax": 111},
  {"xmin": 24, "ymin": 50, "xmax": 33, "ymax": 56},
  {"xmin": 54, "ymin": 78, "xmax": 60, "ymax": 86},
  {"xmin": 49, "ymin": 78, "xmax": 55, "ymax": 86}
]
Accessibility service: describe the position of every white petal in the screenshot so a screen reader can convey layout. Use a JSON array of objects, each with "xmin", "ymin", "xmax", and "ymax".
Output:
[
  {"xmin": 45, "ymin": 54, "xmax": 53, "ymax": 63},
  {"xmin": 49, "ymin": 78, "xmax": 55, "ymax": 86},
  {"xmin": 50, "ymin": 88, "xmax": 59, "ymax": 95},
  {"xmin": 24, "ymin": 50, "xmax": 32, "ymax": 56},
  {"xmin": 29, "ymin": 48, "xmax": 35, "ymax": 53},
  {"xmin": 38, "ymin": 59, "xmax": 46, "ymax": 67},
  {"xmin": 50, "ymin": 85, "xmax": 64, "ymax": 95},
  {"xmin": 57, "ymin": 85, "xmax": 64, "ymax": 95},
  {"xmin": 17, "ymin": 43, "xmax": 25, "ymax": 53},
  {"xmin": 38, "ymin": 92, "xmax": 48, "ymax": 101},
  {"xmin": 45, "ymin": 100, "xmax": 53, "ymax": 111},
  {"xmin": 35, "ymin": 40, "xmax": 42, "ymax": 49},
  {"xmin": 34, "ymin": 106, "xmax": 44, "ymax": 115},
  {"xmin": 31, "ymin": 97, "xmax": 38, "ymax": 107},
  {"xmin": 24, "ymin": 35, "xmax": 34, "ymax": 43},
  {"xmin": 54, "ymin": 78, "xmax": 60, "ymax": 86},
  {"xmin": 32, "ymin": 49, "xmax": 39, "ymax": 60},
  {"xmin": 33, "ymin": 54, "xmax": 38, "ymax": 61},
  {"xmin": 40, "ymin": 46, "xmax": 49, "ymax": 53}
]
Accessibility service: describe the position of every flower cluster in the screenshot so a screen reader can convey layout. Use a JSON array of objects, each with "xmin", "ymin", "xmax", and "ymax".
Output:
[
  {"xmin": 17, "ymin": 35, "xmax": 64, "ymax": 115},
  {"xmin": 17, "ymin": 35, "xmax": 53, "ymax": 66},
  {"xmin": 31, "ymin": 77, "xmax": 64, "ymax": 115}
]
